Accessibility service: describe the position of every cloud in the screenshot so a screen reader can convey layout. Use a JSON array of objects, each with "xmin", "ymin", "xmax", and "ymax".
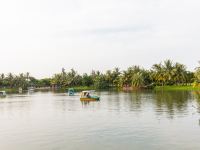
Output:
[{"xmin": 0, "ymin": 0, "xmax": 200, "ymax": 78}]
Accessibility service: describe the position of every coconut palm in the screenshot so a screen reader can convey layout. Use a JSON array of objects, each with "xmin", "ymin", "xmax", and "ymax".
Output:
[
  {"xmin": 132, "ymin": 72, "xmax": 144, "ymax": 87},
  {"xmin": 163, "ymin": 60, "xmax": 174, "ymax": 84},
  {"xmin": 112, "ymin": 68, "xmax": 121, "ymax": 87},
  {"xmin": 151, "ymin": 63, "xmax": 165, "ymax": 86},
  {"xmin": 173, "ymin": 63, "xmax": 187, "ymax": 85},
  {"xmin": 195, "ymin": 61, "xmax": 200, "ymax": 83},
  {"xmin": 105, "ymin": 70, "xmax": 113, "ymax": 87},
  {"xmin": 7, "ymin": 73, "xmax": 14, "ymax": 88}
]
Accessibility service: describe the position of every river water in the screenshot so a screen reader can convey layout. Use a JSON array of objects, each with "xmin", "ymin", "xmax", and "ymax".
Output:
[{"xmin": 0, "ymin": 90, "xmax": 200, "ymax": 150}]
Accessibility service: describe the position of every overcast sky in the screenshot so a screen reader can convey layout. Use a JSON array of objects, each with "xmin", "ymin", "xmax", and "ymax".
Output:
[{"xmin": 0, "ymin": 0, "xmax": 200, "ymax": 78}]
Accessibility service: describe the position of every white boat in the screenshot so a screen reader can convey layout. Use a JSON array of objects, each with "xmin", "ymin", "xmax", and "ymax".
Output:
[
  {"xmin": 28, "ymin": 87, "xmax": 35, "ymax": 92},
  {"xmin": 19, "ymin": 87, "xmax": 23, "ymax": 93},
  {"xmin": 0, "ymin": 91, "xmax": 6, "ymax": 97}
]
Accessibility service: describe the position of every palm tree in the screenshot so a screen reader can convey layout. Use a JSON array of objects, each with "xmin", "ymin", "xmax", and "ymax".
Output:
[
  {"xmin": 105, "ymin": 70, "xmax": 112, "ymax": 87},
  {"xmin": 7, "ymin": 73, "xmax": 14, "ymax": 88},
  {"xmin": 195, "ymin": 61, "xmax": 200, "ymax": 83},
  {"xmin": 152, "ymin": 63, "xmax": 165, "ymax": 86},
  {"xmin": 132, "ymin": 72, "xmax": 144, "ymax": 87},
  {"xmin": 112, "ymin": 68, "xmax": 121, "ymax": 87},
  {"xmin": 0, "ymin": 73, "xmax": 5, "ymax": 87},
  {"xmin": 26, "ymin": 72, "xmax": 30, "ymax": 81},
  {"xmin": 163, "ymin": 59, "xmax": 174, "ymax": 84},
  {"xmin": 0, "ymin": 73, "xmax": 5, "ymax": 80},
  {"xmin": 173, "ymin": 63, "xmax": 187, "ymax": 85},
  {"xmin": 82, "ymin": 73, "xmax": 93, "ymax": 86}
]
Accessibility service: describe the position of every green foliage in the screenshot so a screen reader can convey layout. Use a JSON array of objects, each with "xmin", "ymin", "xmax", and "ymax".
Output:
[
  {"xmin": 0, "ymin": 60, "xmax": 198, "ymax": 90},
  {"xmin": 93, "ymin": 74, "xmax": 109, "ymax": 89},
  {"xmin": 82, "ymin": 73, "xmax": 93, "ymax": 87},
  {"xmin": 0, "ymin": 72, "xmax": 51, "ymax": 89},
  {"xmin": 155, "ymin": 85, "xmax": 200, "ymax": 91},
  {"xmin": 151, "ymin": 59, "xmax": 191, "ymax": 86},
  {"xmin": 37, "ymin": 78, "xmax": 51, "ymax": 87},
  {"xmin": 194, "ymin": 62, "xmax": 200, "ymax": 82},
  {"xmin": 131, "ymin": 72, "xmax": 144, "ymax": 87}
]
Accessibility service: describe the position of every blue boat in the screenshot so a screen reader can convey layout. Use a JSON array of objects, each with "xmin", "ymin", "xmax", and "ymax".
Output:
[{"xmin": 68, "ymin": 88, "xmax": 75, "ymax": 96}]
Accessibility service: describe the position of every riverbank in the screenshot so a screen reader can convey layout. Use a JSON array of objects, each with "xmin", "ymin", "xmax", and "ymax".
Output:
[
  {"xmin": 0, "ymin": 86, "xmax": 97, "ymax": 94},
  {"xmin": 154, "ymin": 85, "xmax": 200, "ymax": 91},
  {"xmin": 58, "ymin": 86, "xmax": 96, "ymax": 92},
  {"xmin": 68, "ymin": 85, "xmax": 200, "ymax": 91},
  {"xmin": 0, "ymin": 88, "xmax": 18, "ymax": 93},
  {"xmin": 1, "ymin": 85, "xmax": 200, "ymax": 94}
]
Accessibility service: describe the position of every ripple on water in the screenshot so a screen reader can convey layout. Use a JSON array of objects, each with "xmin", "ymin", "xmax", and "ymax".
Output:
[{"xmin": 0, "ymin": 91, "xmax": 200, "ymax": 150}]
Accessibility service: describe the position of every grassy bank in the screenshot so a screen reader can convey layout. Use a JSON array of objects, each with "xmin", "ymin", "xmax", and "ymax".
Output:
[
  {"xmin": 154, "ymin": 85, "xmax": 200, "ymax": 91},
  {"xmin": 2, "ymin": 85, "xmax": 200, "ymax": 93},
  {"xmin": 68, "ymin": 86, "xmax": 96, "ymax": 91},
  {"xmin": 71, "ymin": 86, "xmax": 200, "ymax": 91},
  {"xmin": 56, "ymin": 86, "xmax": 96, "ymax": 92},
  {"xmin": 0, "ymin": 88, "xmax": 18, "ymax": 93},
  {"xmin": 1, "ymin": 86, "xmax": 103, "ymax": 94}
]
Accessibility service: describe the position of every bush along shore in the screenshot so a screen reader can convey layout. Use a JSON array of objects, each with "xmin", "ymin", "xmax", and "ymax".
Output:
[{"xmin": 0, "ymin": 60, "xmax": 200, "ymax": 91}]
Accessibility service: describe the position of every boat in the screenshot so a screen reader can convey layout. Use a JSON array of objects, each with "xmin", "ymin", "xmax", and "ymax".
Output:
[
  {"xmin": 68, "ymin": 88, "xmax": 75, "ymax": 96},
  {"xmin": 18, "ymin": 87, "xmax": 23, "ymax": 93},
  {"xmin": 0, "ymin": 91, "xmax": 6, "ymax": 97},
  {"xmin": 80, "ymin": 91, "xmax": 100, "ymax": 101},
  {"xmin": 28, "ymin": 87, "xmax": 35, "ymax": 92}
]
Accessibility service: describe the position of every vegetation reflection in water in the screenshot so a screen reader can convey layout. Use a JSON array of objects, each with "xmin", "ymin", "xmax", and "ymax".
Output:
[{"xmin": 0, "ymin": 91, "xmax": 200, "ymax": 150}]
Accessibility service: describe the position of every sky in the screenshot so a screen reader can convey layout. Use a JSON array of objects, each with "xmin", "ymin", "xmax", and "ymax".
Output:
[{"xmin": 0, "ymin": 0, "xmax": 200, "ymax": 78}]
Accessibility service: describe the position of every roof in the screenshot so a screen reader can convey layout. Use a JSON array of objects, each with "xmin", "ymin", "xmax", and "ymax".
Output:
[
  {"xmin": 82, "ymin": 91, "xmax": 90, "ymax": 93},
  {"xmin": 82, "ymin": 90, "xmax": 95, "ymax": 93}
]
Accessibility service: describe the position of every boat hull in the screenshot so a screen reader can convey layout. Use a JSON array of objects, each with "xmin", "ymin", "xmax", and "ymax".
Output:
[
  {"xmin": 68, "ymin": 93, "xmax": 75, "ymax": 96},
  {"xmin": 0, "ymin": 95, "xmax": 6, "ymax": 98},
  {"xmin": 0, "ymin": 91, "xmax": 6, "ymax": 97},
  {"xmin": 80, "ymin": 97, "xmax": 100, "ymax": 101}
]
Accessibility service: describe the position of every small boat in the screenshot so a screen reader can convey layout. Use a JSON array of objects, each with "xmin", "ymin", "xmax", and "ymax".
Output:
[
  {"xmin": 68, "ymin": 88, "xmax": 75, "ymax": 96},
  {"xmin": 0, "ymin": 91, "xmax": 6, "ymax": 97},
  {"xmin": 80, "ymin": 91, "xmax": 100, "ymax": 101},
  {"xmin": 19, "ymin": 87, "xmax": 23, "ymax": 94},
  {"xmin": 28, "ymin": 87, "xmax": 35, "ymax": 92}
]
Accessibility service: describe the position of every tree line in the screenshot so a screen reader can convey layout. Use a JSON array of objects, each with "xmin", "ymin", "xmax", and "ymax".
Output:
[
  {"xmin": 1, "ymin": 60, "xmax": 200, "ymax": 89},
  {"xmin": 0, "ymin": 72, "xmax": 51, "ymax": 89}
]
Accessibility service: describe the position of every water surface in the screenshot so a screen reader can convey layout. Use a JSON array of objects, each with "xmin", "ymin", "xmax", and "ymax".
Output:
[{"xmin": 0, "ymin": 90, "xmax": 200, "ymax": 150}]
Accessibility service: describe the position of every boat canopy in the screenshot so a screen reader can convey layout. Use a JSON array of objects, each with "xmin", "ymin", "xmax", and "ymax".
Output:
[
  {"xmin": 68, "ymin": 88, "xmax": 75, "ymax": 96},
  {"xmin": 81, "ymin": 90, "xmax": 95, "ymax": 93},
  {"xmin": 80, "ymin": 90, "xmax": 100, "ymax": 100},
  {"xmin": 0, "ymin": 91, "xmax": 6, "ymax": 96}
]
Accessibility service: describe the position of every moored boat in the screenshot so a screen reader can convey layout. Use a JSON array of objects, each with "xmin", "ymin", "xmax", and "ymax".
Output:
[
  {"xmin": 19, "ymin": 87, "xmax": 23, "ymax": 93},
  {"xmin": 0, "ymin": 91, "xmax": 6, "ymax": 97},
  {"xmin": 80, "ymin": 91, "xmax": 100, "ymax": 101},
  {"xmin": 68, "ymin": 88, "xmax": 75, "ymax": 96},
  {"xmin": 28, "ymin": 87, "xmax": 35, "ymax": 92}
]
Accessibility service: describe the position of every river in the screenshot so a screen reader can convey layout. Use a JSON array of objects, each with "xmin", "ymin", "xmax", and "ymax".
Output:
[{"xmin": 0, "ymin": 90, "xmax": 200, "ymax": 150}]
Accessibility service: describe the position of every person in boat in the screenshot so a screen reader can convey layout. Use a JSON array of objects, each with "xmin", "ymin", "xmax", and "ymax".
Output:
[{"xmin": 86, "ymin": 92, "xmax": 90, "ymax": 98}]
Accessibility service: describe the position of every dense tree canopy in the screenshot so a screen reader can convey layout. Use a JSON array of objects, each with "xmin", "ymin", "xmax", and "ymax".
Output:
[
  {"xmin": 0, "ymin": 60, "xmax": 198, "ymax": 89},
  {"xmin": 194, "ymin": 61, "xmax": 200, "ymax": 84}
]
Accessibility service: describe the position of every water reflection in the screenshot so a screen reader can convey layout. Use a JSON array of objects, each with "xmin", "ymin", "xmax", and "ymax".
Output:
[
  {"xmin": 0, "ymin": 94, "xmax": 31, "ymax": 116},
  {"xmin": 1, "ymin": 91, "xmax": 200, "ymax": 150},
  {"xmin": 152, "ymin": 91, "xmax": 191, "ymax": 118},
  {"xmin": 53, "ymin": 96, "xmax": 79, "ymax": 112},
  {"xmin": 107, "ymin": 90, "xmax": 194, "ymax": 118},
  {"xmin": 81, "ymin": 101, "xmax": 93, "ymax": 106},
  {"xmin": 193, "ymin": 91, "xmax": 200, "ymax": 113}
]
